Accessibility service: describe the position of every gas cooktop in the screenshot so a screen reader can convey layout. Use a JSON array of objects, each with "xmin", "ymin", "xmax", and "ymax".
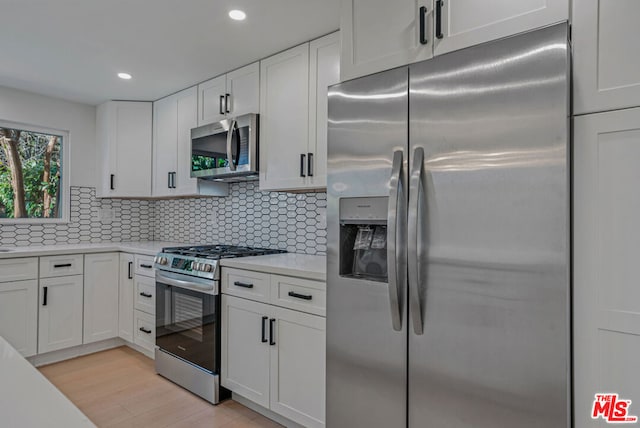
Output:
[{"xmin": 154, "ymin": 244, "xmax": 286, "ymax": 281}]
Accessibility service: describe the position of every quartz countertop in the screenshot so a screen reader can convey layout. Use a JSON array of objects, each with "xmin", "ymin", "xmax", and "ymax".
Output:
[
  {"xmin": 0, "ymin": 241, "xmax": 191, "ymax": 259},
  {"xmin": 220, "ymin": 253, "xmax": 326, "ymax": 281},
  {"xmin": 0, "ymin": 336, "xmax": 96, "ymax": 427}
]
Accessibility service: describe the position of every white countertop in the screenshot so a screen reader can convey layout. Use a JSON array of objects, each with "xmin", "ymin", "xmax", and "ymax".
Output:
[
  {"xmin": 0, "ymin": 336, "xmax": 96, "ymax": 427},
  {"xmin": 0, "ymin": 241, "xmax": 191, "ymax": 259},
  {"xmin": 221, "ymin": 253, "xmax": 326, "ymax": 281}
]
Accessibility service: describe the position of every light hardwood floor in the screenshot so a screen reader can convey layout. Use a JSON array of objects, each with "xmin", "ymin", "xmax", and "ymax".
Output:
[{"xmin": 38, "ymin": 346, "xmax": 281, "ymax": 428}]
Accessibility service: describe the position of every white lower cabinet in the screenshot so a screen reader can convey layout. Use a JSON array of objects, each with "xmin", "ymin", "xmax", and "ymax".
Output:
[
  {"xmin": 38, "ymin": 275, "xmax": 84, "ymax": 354},
  {"xmin": 270, "ymin": 306, "xmax": 326, "ymax": 428},
  {"xmin": 0, "ymin": 279, "xmax": 38, "ymax": 357},
  {"xmin": 222, "ymin": 282, "xmax": 326, "ymax": 427},
  {"xmin": 133, "ymin": 310, "xmax": 155, "ymax": 353},
  {"xmin": 222, "ymin": 295, "xmax": 271, "ymax": 408},
  {"xmin": 83, "ymin": 253, "xmax": 119, "ymax": 344},
  {"xmin": 118, "ymin": 253, "xmax": 135, "ymax": 342}
]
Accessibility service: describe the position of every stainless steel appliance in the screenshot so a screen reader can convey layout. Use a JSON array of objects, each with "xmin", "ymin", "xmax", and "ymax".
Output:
[
  {"xmin": 190, "ymin": 113, "xmax": 259, "ymax": 182},
  {"xmin": 154, "ymin": 244, "xmax": 285, "ymax": 404},
  {"xmin": 327, "ymin": 24, "xmax": 570, "ymax": 428}
]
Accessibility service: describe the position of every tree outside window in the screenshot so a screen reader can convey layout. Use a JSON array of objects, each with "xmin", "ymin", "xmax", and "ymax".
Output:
[{"xmin": 0, "ymin": 125, "xmax": 63, "ymax": 219}]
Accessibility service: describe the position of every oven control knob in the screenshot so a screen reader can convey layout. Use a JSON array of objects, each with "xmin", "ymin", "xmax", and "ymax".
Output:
[
  {"xmin": 160, "ymin": 257, "xmax": 168, "ymax": 265},
  {"xmin": 204, "ymin": 264, "xmax": 213, "ymax": 272},
  {"xmin": 191, "ymin": 262, "xmax": 198, "ymax": 271}
]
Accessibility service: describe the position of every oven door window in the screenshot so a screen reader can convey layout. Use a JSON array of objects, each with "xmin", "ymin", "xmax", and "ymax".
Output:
[{"xmin": 156, "ymin": 282, "xmax": 217, "ymax": 373}]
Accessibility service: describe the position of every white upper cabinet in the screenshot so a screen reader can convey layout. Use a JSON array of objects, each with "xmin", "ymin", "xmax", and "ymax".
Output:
[
  {"xmin": 197, "ymin": 62, "xmax": 260, "ymax": 126},
  {"xmin": 433, "ymin": 0, "xmax": 568, "ymax": 56},
  {"xmin": 573, "ymin": 0, "xmax": 640, "ymax": 114},
  {"xmin": 340, "ymin": 0, "xmax": 567, "ymax": 80},
  {"xmin": 96, "ymin": 101, "xmax": 152, "ymax": 198},
  {"xmin": 309, "ymin": 32, "xmax": 341, "ymax": 188},
  {"xmin": 153, "ymin": 87, "xmax": 228, "ymax": 197},
  {"xmin": 260, "ymin": 32, "xmax": 340, "ymax": 191},
  {"xmin": 341, "ymin": 0, "xmax": 433, "ymax": 82}
]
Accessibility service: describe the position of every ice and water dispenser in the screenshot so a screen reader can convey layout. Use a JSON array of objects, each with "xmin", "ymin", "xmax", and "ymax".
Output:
[{"xmin": 339, "ymin": 197, "xmax": 389, "ymax": 282}]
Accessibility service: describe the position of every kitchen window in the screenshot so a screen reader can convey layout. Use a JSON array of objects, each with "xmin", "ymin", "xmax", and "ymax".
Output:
[{"xmin": 0, "ymin": 121, "xmax": 69, "ymax": 222}]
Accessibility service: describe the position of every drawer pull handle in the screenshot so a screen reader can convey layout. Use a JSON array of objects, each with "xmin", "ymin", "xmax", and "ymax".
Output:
[
  {"xmin": 288, "ymin": 291, "xmax": 313, "ymax": 301},
  {"xmin": 140, "ymin": 264, "xmax": 153, "ymax": 269},
  {"xmin": 234, "ymin": 281, "xmax": 254, "ymax": 289},
  {"xmin": 54, "ymin": 263, "xmax": 72, "ymax": 268},
  {"xmin": 139, "ymin": 327, "xmax": 152, "ymax": 334},
  {"xmin": 140, "ymin": 292, "xmax": 153, "ymax": 298}
]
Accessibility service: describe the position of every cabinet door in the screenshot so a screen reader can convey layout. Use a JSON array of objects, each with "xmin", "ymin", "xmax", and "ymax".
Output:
[
  {"xmin": 113, "ymin": 102, "xmax": 153, "ymax": 197},
  {"xmin": 433, "ymin": 0, "xmax": 567, "ymax": 56},
  {"xmin": 153, "ymin": 94, "xmax": 178, "ymax": 197},
  {"xmin": 341, "ymin": 0, "xmax": 433, "ymax": 81},
  {"xmin": 227, "ymin": 62, "xmax": 260, "ymax": 118},
  {"xmin": 118, "ymin": 253, "xmax": 134, "ymax": 343},
  {"xmin": 175, "ymin": 86, "xmax": 200, "ymax": 196},
  {"xmin": 573, "ymin": 0, "xmax": 640, "ymax": 114},
  {"xmin": 574, "ymin": 108, "xmax": 640, "ymax": 427},
  {"xmin": 270, "ymin": 306, "xmax": 326, "ymax": 428},
  {"xmin": 221, "ymin": 295, "xmax": 271, "ymax": 408},
  {"xmin": 38, "ymin": 275, "xmax": 83, "ymax": 354},
  {"xmin": 308, "ymin": 32, "xmax": 340, "ymax": 189},
  {"xmin": 198, "ymin": 75, "xmax": 227, "ymax": 126},
  {"xmin": 259, "ymin": 44, "xmax": 310, "ymax": 191},
  {"xmin": 0, "ymin": 280, "xmax": 38, "ymax": 357},
  {"xmin": 83, "ymin": 253, "xmax": 119, "ymax": 344}
]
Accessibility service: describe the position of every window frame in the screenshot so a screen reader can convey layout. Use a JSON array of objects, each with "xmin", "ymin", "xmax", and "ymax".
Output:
[{"xmin": 0, "ymin": 120, "xmax": 70, "ymax": 224}]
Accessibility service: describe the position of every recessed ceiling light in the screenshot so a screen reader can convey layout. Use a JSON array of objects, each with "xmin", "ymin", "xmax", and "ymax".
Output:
[
  {"xmin": 117, "ymin": 72, "xmax": 132, "ymax": 80},
  {"xmin": 229, "ymin": 10, "xmax": 246, "ymax": 21}
]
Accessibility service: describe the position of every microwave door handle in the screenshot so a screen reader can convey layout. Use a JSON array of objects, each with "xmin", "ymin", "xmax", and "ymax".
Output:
[{"xmin": 226, "ymin": 119, "xmax": 237, "ymax": 171}]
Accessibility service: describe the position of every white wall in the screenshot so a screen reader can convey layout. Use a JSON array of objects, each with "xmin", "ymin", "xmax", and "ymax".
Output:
[{"xmin": 0, "ymin": 85, "xmax": 96, "ymax": 187}]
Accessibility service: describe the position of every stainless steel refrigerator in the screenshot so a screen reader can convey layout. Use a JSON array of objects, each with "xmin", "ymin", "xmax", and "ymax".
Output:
[{"xmin": 326, "ymin": 23, "xmax": 570, "ymax": 428}]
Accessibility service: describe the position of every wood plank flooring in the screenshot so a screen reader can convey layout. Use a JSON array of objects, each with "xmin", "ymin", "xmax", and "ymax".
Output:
[{"xmin": 38, "ymin": 346, "xmax": 281, "ymax": 428}]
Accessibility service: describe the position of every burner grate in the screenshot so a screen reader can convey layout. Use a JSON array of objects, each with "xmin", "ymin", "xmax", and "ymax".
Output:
[{"xmin": 161, "ymin": 245, "xmax": 286, "ymax": 260}]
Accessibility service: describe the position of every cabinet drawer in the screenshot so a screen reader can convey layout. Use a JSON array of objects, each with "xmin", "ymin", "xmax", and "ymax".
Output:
[
  {"xmin": 270, "ymin": 275, "xmax": 326, "ymax": 316},
  {"xmin": 133, "ymin": 309, "xmax": 155, "ymax": 352},
  {"xmin": 222, "ymin": 268, "xmax": 270, "ymax": 303},
  {"xmin": 39, "ymin": 254, "xmax": 83, "ymax": 278},
  {"xmin": 134, "ymin": 254, "xmax": 155, "ymax": 277},
  {"xmin": 0, "ymin": 258, "xmax": 38, "ymax": 282},
  {"xmin": 134, "ymin": 275, "xmax": 155, "ymax": 314}
]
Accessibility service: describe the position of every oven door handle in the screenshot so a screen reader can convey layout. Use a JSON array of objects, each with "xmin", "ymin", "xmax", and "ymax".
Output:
[{"xmin": 155, "ymin": 271, "xmax": 217, "ymax": 295}]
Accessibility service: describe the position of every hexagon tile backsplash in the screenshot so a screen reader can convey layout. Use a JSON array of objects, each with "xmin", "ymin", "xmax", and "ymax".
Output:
[{"xmin": 0, "ymin": 182, "xmax": 327, "ymax": 255}]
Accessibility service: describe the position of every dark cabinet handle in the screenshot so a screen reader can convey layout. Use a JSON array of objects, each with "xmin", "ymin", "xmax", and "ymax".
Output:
[
  {"xmin": 307, "ymin": 153, "xmax": 314, "ymax": 177},
  {"xmin": 261, "ymin": 316, "xmax": 268, "ymax": 343},
  {"xmin": 110, "ymin": 174, "xmax": 115, "ymax": 190},
  {"xmin": 300, "ymin": 154, "xmax": 306, "ymax": 177},
  {"xmin": 269, "ymin": 318, "xmax": 276, "ymax": 346},
  {"xmin": 172, "ymin": 172, "xmax": 176, "ymax": 188},
  {"xmin": 225, "ymin": 93, "xmax": 231, "ymax": 113},
  {"xmin": 219, "ymin": 95, "xmax": 225, "ymax": 115},
  {"xmin": 139, "ymin": 292, "xmax": 153, "ymax": 298},
  {"xmin": 234, "ymin": 281, "xmax": 254, "ymax": 289},
  {"xmin": 435, "ymin": 0, "xmax": 444, "ymax": 39},
  {"xmin": 140, "ymin": 264, "xmax": 153, "ymax": 269},
  {"xmin": 128, "ymin": 261, "xmax": 133, "ymax": 279},
  {"xmin": 419, "ymin": 6, "xmax": 428, "ymax": 45},
  {"xmin": 54, "ymin": 263, "xmax": 72, "ymax": 268},
  {"xmin": 139, "ymin": 327, "xmax": 152, "ymax": 334},
  {"xmin": 167, "ymin": 172, "xmax": 172, "ymax": 189},
  {"xmin": 288, "ymin": 291, "xmax": 313, "ymax": 301},
  {"xmin": 43, "ymin": 286, "xmax": 48, "ymax": 306}
]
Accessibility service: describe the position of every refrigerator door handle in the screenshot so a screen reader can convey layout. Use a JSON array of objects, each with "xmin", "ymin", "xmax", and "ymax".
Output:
[
  {"xmin": 408, "ymin": 147, "xmax": 424, "ymax": 335},
  {"xmin": 387, "ymin": 150, "xmax": 406, "ymax": 331}
]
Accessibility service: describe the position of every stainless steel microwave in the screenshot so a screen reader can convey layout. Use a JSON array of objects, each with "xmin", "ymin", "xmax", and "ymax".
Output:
[{"xmin": 190, "ymin": 113, "xmax": 259, "ymax": 182}]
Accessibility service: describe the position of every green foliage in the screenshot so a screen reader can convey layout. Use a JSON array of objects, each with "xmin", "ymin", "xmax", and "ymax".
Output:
[{"xmin": 0, "ymin": 128, "xmax": 61, "ymax": 219}]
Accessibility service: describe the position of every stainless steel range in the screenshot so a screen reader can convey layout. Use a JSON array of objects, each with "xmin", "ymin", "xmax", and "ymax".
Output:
[{"xmin": 153, "ymin": 245, "xmax": 285, "ymax": 404}]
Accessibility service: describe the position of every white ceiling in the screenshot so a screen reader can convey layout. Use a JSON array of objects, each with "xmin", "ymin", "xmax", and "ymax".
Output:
[{"xmin": 0, "ymin": 0, "xmax": 340, "ymax": 105}]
